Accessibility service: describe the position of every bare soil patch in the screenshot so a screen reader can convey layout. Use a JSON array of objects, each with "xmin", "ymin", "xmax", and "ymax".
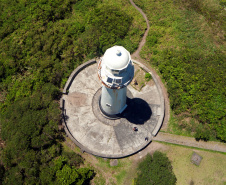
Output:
[
  {"xmin": 131, "ymin": 64, "xmax": 154, "ymax": 91},
  {"xmin": 131, "ymin": 141, "xmax": 170, "ymax": 161}
]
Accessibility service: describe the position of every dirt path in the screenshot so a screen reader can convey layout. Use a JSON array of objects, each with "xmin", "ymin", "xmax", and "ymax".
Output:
[
  {"xmin": 129, "ymin": 0, "xmax": 170, "ymax": 130},
  {"xmin": 129, "ymin": 0, "xmax": 149, "ymax": 61}
]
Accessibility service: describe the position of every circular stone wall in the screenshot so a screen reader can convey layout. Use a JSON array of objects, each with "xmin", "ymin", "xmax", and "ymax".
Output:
[{"xmin": 60, "ymin": 59, "xmax": 164, "ymax": 158}]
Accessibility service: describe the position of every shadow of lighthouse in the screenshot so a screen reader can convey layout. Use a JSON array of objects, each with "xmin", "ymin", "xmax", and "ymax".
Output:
[{"xmin": 121, "ymin": 97, "xmax": 152, "ymax": 125}]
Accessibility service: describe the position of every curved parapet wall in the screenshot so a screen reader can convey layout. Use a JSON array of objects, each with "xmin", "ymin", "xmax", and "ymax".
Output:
[{"xmin": 60, "ymin": 58, "xmax": 165, "ymax": 158}]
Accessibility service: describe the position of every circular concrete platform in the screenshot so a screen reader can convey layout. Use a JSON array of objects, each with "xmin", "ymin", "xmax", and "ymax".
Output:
[{"xmin": 60, "ymin": 59, "xmax": 164, "ymax": 158}]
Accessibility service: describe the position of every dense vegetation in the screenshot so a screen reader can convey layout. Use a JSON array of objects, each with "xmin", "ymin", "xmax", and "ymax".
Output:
[
  {"xmin": 134, "ymin": 0, "xmax": 226, "ymax": 141},
  {"xmin": 0, "ymin": 0, "xmax": 145, "ymax": 184},
  {"xmin": 135, "ymin": 152, "xmax": 177, "ymax": 185},
  {"xmin": 0, "ymin": 84, "xmax": 95, "ymax": 184}
]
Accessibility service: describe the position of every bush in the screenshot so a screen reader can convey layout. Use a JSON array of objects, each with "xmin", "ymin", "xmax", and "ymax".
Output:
[
  {"xmin": 195, "ymin": 126, "xmax": 211, "ymax": 141},
  {"xmin": 145, "ymin": 73, "xmax": 152, "ymax": 81},
  {"xmin": 135, "ymin": 152, "xmax": 176, "ymax": 185},
  {"xmin": 158, "ymin": 49, "xmax": 226, "ymax": 141}
]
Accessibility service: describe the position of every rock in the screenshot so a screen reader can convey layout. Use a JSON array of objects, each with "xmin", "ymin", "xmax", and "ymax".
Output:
[
  {"xmin": 191, "ymin": 152, "xmax": 202, "ymax": 166},
  {"xmin": 110, "ymin": 159, "xmax": 118, "ymax": 166}
]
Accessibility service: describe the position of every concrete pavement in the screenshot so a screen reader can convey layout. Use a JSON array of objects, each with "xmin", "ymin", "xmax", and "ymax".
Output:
[{"xmin": 61, "ymin": 59, "xmax": 165, "ymax": 158}]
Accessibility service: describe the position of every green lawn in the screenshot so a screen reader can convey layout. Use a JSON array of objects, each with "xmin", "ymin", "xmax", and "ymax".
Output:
[{"xmin": 166, "ymin": 143, "xmax": 226, "ymax": 185}]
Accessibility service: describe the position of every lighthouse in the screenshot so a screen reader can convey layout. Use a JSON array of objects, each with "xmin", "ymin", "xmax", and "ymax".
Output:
[{"xmin": 98, "ymin": 46, "xmax": 134, "ymax": 118}]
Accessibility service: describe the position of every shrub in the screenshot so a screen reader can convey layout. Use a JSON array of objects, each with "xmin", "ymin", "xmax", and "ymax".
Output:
[{"xmin": 195, "ymin": 126, "xmax": 211, "ymax": 141}]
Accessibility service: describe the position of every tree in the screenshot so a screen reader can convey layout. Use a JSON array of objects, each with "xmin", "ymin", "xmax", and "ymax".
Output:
[
  {"xmin": 135, "ymin": 152, "xmax": 177, "ymax": 185},
  {"xmin": 56, "ymin": 165, "xmax": 93, "ymax": 185},
  {"xmin": 0, "ymin": 84, "xmax": 90, "ymax": 184}
]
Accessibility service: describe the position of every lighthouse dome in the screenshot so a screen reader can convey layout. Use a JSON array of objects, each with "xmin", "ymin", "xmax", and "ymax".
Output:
[
  {"xmin": 102, "ymin": 46, "xmax": 130, "ymax": 70},
  {"xmin": 98, "ymin": 45, "xmax": 134, "ymax": 89}
]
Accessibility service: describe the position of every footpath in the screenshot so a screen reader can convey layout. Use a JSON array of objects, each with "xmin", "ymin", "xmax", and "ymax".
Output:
[{"xmin": 153, "ymin": 132, "xmax": 226, "ymax": 153}]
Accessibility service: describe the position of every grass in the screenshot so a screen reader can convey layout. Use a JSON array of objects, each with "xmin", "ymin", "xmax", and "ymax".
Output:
[
  {"xmin": 166, "ymin": 110, "xmax": 195, "ymax": 137},
  {"xmin": 96, "ymin": 157, "xmax": 134, "ymax": 184},
  {"xmin": 88, "ymin": 157, "xmax": 134, "ymax": 185},
  {"xmin": 165, "ymin": 143, "xmax": 226, "ymax": 185},
  {"xmin": 115, "ymin": 170, "xmax": 127, "ymax": 184},
  {"xmin": 93, "ymin": 169, "xmax": 107, "ymax": 185},
  {"xmin": 62, "ymin": 135, "xmax": 226, "ymax": 184},
  {"xmin": 135, "ymin": 0, "xmax": 224, "ymax": 61}
]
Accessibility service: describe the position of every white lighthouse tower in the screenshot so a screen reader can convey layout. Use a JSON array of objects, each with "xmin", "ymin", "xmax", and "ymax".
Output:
[{"xmin": 98, "ymin": 46, "xmax": 134, "ymax": 118}]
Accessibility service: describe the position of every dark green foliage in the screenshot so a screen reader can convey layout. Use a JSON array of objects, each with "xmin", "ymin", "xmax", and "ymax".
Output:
[
  {"xmin": 0, "ymin": 0, "xmax": 133, "ymax": 105},
  {"xmin": 134, "ymin": 0, "xmax": 226, "ymax": 142},
  {"xmin": 195, "ymin": 126, "xmax": 211, "ymax": 141},
  {"xmin": 157, "ymin": 49, "xmax": 226, "ymax": 141},
  {"xmin": 194, "ymin": 123, "xmax": 212, "ymax": 142},
  {"xmin": 135, "ymin": 152, "xmax": 177, "ymax": 185},
  {"xmin": 39, "ymin": 156, "xmax": 93, "ymax": 185},
  {"xmin": 83, "ymin": 5, "xmax": 132, "ymax": 56},
  {"xmin": 74, "ymin": 0, "xmax": 99, "ymax": 12},
  {"xmin": 0, "ymin": 0, "xmax": 139, "ymax": 183},
  {"xmin": 0, "ymin": 0, "xmax": 80, "ymax": 88},
  {"xmin": 0, "ymin": 0, "xmax": 77, "ymax": 39},
  {"xmin": 56, "ymin": 164, "xmax": 94, "ymax": 185},
  {"xmin": 0, "ymin": 164, "xmax": 4, "ymax": 185},
  {"xmin": 62, "ymin": 151, "xmax": 83, "ymax": 167},
  {"xmin": 219, "ymin": 1, "xmax": 226, "ymax": 7},
  {"xmin": 0, "ymin": 85, "xmax": 87, "ymax": 184}
]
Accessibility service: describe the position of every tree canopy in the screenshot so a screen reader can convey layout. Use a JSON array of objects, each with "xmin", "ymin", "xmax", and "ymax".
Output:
[
  {"xmin": 135, "ymin": 152, "xmax": 177, "ymax": 185},
  {"xmin": 0, "ymin": 0, "xmax": 144, "ymax": 183}
]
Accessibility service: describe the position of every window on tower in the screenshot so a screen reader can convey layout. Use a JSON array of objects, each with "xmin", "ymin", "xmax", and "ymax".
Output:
[
  {"xmin": 115, "ymin": 79, "xmax": 122, "ymax": 84},
  {"xmin": 107, "ymin": 77, "xmax": 113, "ymax": 83}
]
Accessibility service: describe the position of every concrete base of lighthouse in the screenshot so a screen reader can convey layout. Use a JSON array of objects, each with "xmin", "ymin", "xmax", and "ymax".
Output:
[{"xmin": 60, "ymin": 59, "xmax": 165, "ymax": 158}]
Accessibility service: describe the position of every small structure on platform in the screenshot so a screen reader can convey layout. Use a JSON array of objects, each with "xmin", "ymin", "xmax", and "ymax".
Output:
[{"xmin": 98, "ymin": 46, "xmax": 134, "ymax": 118}]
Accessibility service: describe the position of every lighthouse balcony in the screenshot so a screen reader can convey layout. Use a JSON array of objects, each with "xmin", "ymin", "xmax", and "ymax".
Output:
[{"xmin": 98, "ymin": 66, "xmax": 133, "ymax": 89}]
